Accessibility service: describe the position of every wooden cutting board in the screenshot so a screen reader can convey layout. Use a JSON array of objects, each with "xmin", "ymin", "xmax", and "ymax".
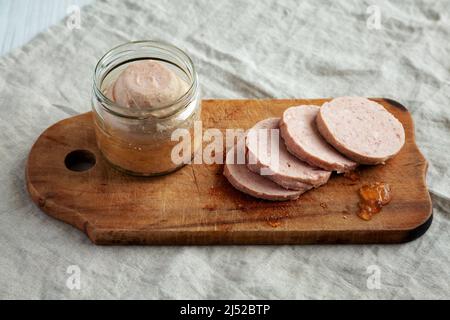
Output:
[{"xmin": 26, "ymin": 99, "xmax": 432, "ymax": 245}]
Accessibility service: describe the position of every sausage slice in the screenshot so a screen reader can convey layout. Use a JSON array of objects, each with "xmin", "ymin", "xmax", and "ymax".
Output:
[
  {"xmin": 280, "ymin": 105, "xmax": 357, "ymax": 172},
  {"xmin": 223, "ymin": 145, "xmax": 307, "ymax": 201},
  {"xmin": 246, "ymin": 118, "xmax": 331, "ymax": 189},
  {"xmin": 316, "ymin": 97, "xmax": 405, "ymax": 164}
]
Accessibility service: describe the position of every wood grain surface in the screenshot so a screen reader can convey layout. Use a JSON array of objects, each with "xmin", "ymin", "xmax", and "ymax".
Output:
[{"xmin": 26, "ymin": 99, "xmax": 432, "ymax": 245}]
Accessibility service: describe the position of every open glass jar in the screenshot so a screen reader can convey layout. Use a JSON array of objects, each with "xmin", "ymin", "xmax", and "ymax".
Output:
[{"xmin": 92, "ymin": 41, "xmax": 201, "ymax": 176}]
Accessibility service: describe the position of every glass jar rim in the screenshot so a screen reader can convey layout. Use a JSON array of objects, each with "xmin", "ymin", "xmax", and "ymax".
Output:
[{"xmin": 93, "ymin": 40, "xmax": 198, "ymax": 119}]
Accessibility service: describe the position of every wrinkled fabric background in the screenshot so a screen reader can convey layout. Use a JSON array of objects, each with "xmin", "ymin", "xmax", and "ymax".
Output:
[{"xmin": 0, "ymin": 0, "xmax": 449, "ymax": 299}]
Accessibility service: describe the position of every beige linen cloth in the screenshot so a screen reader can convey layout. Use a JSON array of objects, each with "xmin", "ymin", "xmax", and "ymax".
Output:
[{"xmin": 0, "ymin": 0, "xmax": 449, "ymax": 299}]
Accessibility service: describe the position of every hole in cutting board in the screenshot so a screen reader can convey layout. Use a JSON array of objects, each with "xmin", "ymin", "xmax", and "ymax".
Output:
[{"xmin": 64, "ymin": 150, "xmax": 96, "ymax": 172}]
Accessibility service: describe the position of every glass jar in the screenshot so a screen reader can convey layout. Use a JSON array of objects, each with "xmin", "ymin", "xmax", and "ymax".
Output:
[{"xmin": 92, "ymin": 41, "xmax": 201, "ymax": 176}]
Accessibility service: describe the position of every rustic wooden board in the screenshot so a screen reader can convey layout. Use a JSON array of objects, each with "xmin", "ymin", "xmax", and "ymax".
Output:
[{"xmin": 26, "ymin": 99, "xmax": 432, "ymax": 245}]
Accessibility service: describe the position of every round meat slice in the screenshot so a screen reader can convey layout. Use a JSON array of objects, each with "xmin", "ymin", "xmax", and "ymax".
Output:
[
  {"xmin": 223, "ymin": 146, "xmax": 308, "ymax": 201},
  {"xmin": 280, "ymin": 105, "xmax": 357, "ymax": 173},
  {"xmin": 316, "ymin": 97, "xmax": 405, "ymax": 164},
  {"xmin": 246, "ymin": 118, "xmax": 331, "ymax": 190}
]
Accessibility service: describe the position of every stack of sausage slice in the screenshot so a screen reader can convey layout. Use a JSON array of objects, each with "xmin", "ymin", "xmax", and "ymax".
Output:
[{"xmin": 224, "ymin": 97, "xmax": 405, "ymax": 201}]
